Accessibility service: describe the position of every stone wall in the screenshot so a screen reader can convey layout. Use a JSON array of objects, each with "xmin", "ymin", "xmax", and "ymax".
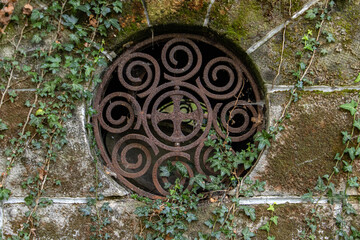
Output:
[{"xmin": 0, "ymin": 0, "xmax": 360, "ymax": 239}]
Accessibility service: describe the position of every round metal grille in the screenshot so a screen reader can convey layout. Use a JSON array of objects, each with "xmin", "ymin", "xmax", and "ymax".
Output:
[{"xmin": 93, "ymin": 33, "xmax": 264, "ymax": 199}]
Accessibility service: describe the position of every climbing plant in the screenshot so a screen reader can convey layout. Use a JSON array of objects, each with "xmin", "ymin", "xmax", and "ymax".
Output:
[
  {"xmin": 0, "ymin": 0, "xmax": 358, "ymax": 239},
  {"xmin": 0, "ymin": 0, "xmax": 123, "ymax": 239}
]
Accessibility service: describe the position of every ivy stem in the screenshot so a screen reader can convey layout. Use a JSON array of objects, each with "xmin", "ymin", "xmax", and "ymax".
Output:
[
  {"xmin": 272, "ymin": 25, "xmax": 287, "ymax": 88},
  {"xmin": 0, "ymin": 21, "xmax": 27, "ymax": 109}
]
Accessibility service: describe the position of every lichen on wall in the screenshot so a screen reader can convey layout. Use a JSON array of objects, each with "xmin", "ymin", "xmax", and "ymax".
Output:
[{"xmin": 0, "ymin": 0, "xmax": 360, "ymax": 239}]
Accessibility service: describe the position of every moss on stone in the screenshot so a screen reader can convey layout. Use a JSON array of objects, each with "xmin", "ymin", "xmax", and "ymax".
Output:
[
  {"xmin": 261, "ymin": 92, "xmax": 356, "ymax": 194},
  {"xmin": 255, "ymin": 203, "xmax": 335, "ymax": 239},
  {"xmin": 0, "ymin": 92, "xmax": 36, "ymax": 148},
  {"xmin": 146, "ymin": 0, "xmax": 209, "ymax": 26},
  {"xmin": 209, "ymin": 0, "xmax": 268, "ymax": 49},
  {"xmin": 103, "ymin": 0, "xmax": 149, "ymax": 50}
]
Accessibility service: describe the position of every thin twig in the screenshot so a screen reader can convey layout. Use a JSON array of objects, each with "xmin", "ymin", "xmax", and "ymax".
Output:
[
  {"xmin": 289, "ymin": 0, "xmax": 292, "ymax": 16},
  {"xmin": 0, "ymin": 22, "xmax": 27, "ymax": 108},
  {"xmin": 225, "ymin": 83, "xmax": 245, "ymax": 140},
  {"xmin": 272, "ymin": 25, "xmax": 287, "ymax": 88}
]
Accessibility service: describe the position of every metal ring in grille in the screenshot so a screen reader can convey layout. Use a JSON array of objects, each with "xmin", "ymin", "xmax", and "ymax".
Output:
[{"xmin": 93, "ymin": 33, "xmax": 264, "ymax": 199}]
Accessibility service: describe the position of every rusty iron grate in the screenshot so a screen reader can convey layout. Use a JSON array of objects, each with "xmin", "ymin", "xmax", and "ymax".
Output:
[{"xmin": 93, "ymin": 33, "xmax": 264, "ymax": 199}]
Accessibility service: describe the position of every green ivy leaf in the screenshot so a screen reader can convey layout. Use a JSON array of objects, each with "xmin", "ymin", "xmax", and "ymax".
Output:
[
  {"xmin": 354, "ymin": 120, "xmax": 360, "ymax": 130},
  {"xmin": 340, "ymin": 100, "xmax": 358, "ymax": 116},
  {"xmin": 22, "ymin": 65, "xmax": 32, "ymax": 72},
  {"xmin": 63, "ymin": 43, "xmax": 74, "ymax": 52},
  {"xmin": 62, "ymin": 14, "xmax": 78, "ymax": 29},
  {"xmin": 326, "ymin": 33, "xmax": 335, "ymax": 43},
  {"xmin": 204, "ymin": 219, "xmax": 213, "ymax": 228},
  {"xmin": 35, "ymin": 108, "xmax": 45, "ymax": 116},
  {"xmin": 197, "ymin": 232, "xmax": 210, "ymax": 240},
  {"xmin": 175, "ymin": 162, "xmax": 188, "ymax": 177},
  {"xmin": 355, "ymin": 147, "xmax": 360, "ymax": 156},
  {"xmin": 108, "ymin": 18, "xmax": 121, "ymax": 31},
  {"xmin": 211, "ymin": 231, "xmax": 221, "ymax": 239},
  {"xmin": 242, "ymin": 227, "xmax": 255, "ymax": 240},
  {"xmin": 69, "ymin": 33, "xmax": 80, "ymax": 44},
  {"xmin": 77, "ymin": 3, "xmax": 91, "ymax": 16},
  {"xmin": 267, "ymin": 204, "xmax": 275, "ymax": 212},
  {"xmin": 240, "ymin": 206, "xmax": 256, "ymax": 221},
  {"xmin": 113, "ymin": 1, "xmax": 123, "ymax": 13},
  {"xmin": 343, "ymin": 160, "xmax": 353, "ymax": 173},
  {"xmin": 342, "ymin": 131, "xmax": 351, "ymax": 144},
  {"xmin": 190, "ymin": 174, "xmax": 206, "ymax": 189},
  {"xmin": 101, "ymin": 6, "xmax": 111, "ymax": 16},
  {"xmin": 159, "ymin": 166, "xmax": 170, "ymax": 177},
  {"xmin": 254, "ymin": 130, "xmax": 271, "ymax": 150},
  {"xmin": 31, "ymin": 34, "xmax": 42, "ymax": 43},
  {"xmin": 30, "ymin": 9, "xmax": 43, "ymax": 22},
  {"xmin": 0, "ymin": 187, "xmax": 11, "ymax": 200},
  {"xmin": 305, "ymin": 9, "xmax": 317, "ymax": 20},
  {"xmin": 0, "ymin": 119, "xmax": 8, "ymax": 131},
  {"xmin": 348, "ymin": 177, "xmax": 359, "ymax": 187},
  {"xmin": 334, "ymin": 153, "xmax": 341, "ymax": 161},
  {"xmin": 79, "ymin": 205, "xmax": 92, "ymax": 216},
  {"xmin": 260, "ymin": 222, "xmax": 270, "ymax": 232},
  {"xmin": 270, "ymin": 216, "xmax": 278, "ymax": 225},
  {"xmin": 315, "ymin": 177, "xmax": 327, "ymax": 192},
  {"xmin": 186, "ymin": 212, "xmax": 197, "ymax": 222},
  {"xmin": 344, "ymin": 147, "xmax": 356, "ymax": 160},
  {"xmin": 299, "ymin": 62, "xmax": 306, "ymax": 70},
  {"xmin": 350, "ymin": 226, "xmax": 360, "ymax": 237},
  {"xmin": 24, "ymin": 195, "xmax": 34, "ymax": 206},
  {"xmin": 84, "ymin": 65, "xmax": 95, "ymax": 77},
  {"xmin": 11, "ymin": 15, "xmax": 19, "ymax": 22},
  {"xmin": 104, "ymin": 233, "xmax": 111, "ymax": 240},
  {"xmin": 320, "ymin": 49, "xmax": 328, "ymax": 55},
  {"xmin": 355, "ymin": 73, "xmax": 360, "ymax": 83},
  {"xmin": 219, "ymin": 167, "xmax": 231, "ymax": 177},
  {"xmin": 343, "ymin": 202, "xmax": 356, "ymax": 215},
  {"xmin": 301, "ymin": 190, "xmax": 314, "ymax": 203}
]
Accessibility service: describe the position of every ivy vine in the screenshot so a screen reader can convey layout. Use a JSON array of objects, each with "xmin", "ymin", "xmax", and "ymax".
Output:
[{"xmin": 0, "ymin": 0, "xmax": 358, "ymax": 240}]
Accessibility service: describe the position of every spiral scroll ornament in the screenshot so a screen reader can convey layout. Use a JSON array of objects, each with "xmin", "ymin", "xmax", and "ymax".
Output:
[
  {"xmin": 93, "ymin": 33, "xmax": 264, "ymax": 199},
  {"xmin": 162, "ymin": 38, "xmax": 202, "ymax": 81}
]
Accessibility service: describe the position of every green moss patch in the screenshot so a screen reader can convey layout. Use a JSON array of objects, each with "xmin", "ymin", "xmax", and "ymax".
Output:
[{"xmin": 261, "ymin": 92, "xmax": 356, "ymax": 194}]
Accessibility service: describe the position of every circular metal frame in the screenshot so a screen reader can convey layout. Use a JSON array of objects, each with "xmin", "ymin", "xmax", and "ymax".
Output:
[{"xmin": 93, "ymin": 33, "xmax": 264, "ymax": 199}]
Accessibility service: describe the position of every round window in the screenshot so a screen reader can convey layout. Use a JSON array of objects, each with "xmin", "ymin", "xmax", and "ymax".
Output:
[{"xmin": 93, "ymin": 33, "xmax": 264, "ymax": 199}]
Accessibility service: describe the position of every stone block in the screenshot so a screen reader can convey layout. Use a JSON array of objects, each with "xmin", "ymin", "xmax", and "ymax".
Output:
[
  {"xmin": 207, "ymin": 0, "xmax": 307, "ymax": 51},
  {"xmin": 145, "ymin": 0, "xmax": 209, "ymax": 26},
  {"xmin": 251, "ymin": 1, "xmax": 360, "ymax": 86},
  {"xmin": 0, "ymin": 91, "xmax": 36, "ymax": 148},
  {"xmin": 2, "ymin": 199, "xmax": 140, "ymax": 239},
  {"xmin": 1, "ymin": 103, "xmax": 128, "ymax": 198},
  {"xmin": 251, "ymin": 91, "xmax": 359, "ymax": 195}
]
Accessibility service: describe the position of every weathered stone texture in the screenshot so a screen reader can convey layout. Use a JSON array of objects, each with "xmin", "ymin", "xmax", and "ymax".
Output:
[
  {"xmin": 1, "ymin": 0, "xmax": 360, "ymax": 239},
  {"xmin": 251, "ymin": 1, "xmax": 360, "ymax": 86},
  {"xmin": 251, "ymin": 91, "xmax": 359, "ymax": 195},
  {"xmin": 0, "ymin": 91, "xmax": 36, "ymax": 147},
  {"xmin": 4, "ymin": 200, "xmax": 356, "ymax": 239},
  {"xmin": 145, "ymin": 0, "xmax": 209, "ymax": 26},
  {"xmin": 0, "ymin": 104, "xmax": 127, "ymax": 198},
  {"xmin": 3, "ymin": 199, "xmax": 140, "ymax": 239}
]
